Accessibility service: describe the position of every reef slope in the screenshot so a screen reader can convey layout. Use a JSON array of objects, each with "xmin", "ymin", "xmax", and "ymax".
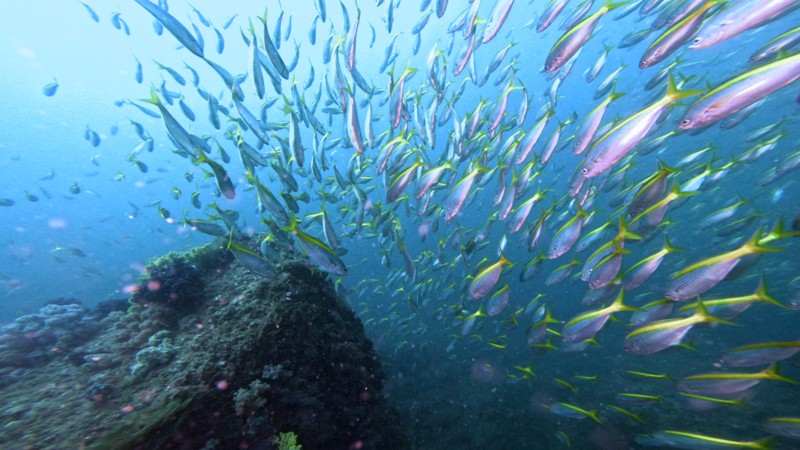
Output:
[{"xmin": 0, "ymin": 239, "xmax": 407, "ymax": 450}]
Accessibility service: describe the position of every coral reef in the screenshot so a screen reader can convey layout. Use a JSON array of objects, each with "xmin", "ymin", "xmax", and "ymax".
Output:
[
  {"xmin": 0, "ymin": 237, "xmax": 408, "ymax": 449},
  {"xmin": 0, "ymin": 301, "xmax": 99, "ymax": 370}
]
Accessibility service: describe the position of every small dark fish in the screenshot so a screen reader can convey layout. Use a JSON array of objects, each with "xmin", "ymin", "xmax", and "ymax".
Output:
[
  {"xmin": 178, "ymin": 97, "xmax": 195, "ymax": 121},
  {"xmin": 158, "ymin": 206, "xmax": 171, "ymax": 219},
  {"xmin": 40, "ymin": 169, "xmax": 55, "ymax": 180},
  {"xmin": 84, "ymin": 126, "xmax": 100, "ymax": 147},
  {"xmin": 0, "ymin": 198, "xmax": 15, "ymax": 207},
  {"xmin": 134, "ymin": 0, "xmax": 204, "ymax": 58},
  {"xmin": 43, "ymin": 78, "xmax": 58, "ymax": 96},
  {"xmin": 78, "ymin": 1, "xmax": 99, "ymax": 22},
  {"xmin": 52, "ymin": 246, "xmax": 86, "ymax": 257},
  {"xmin": 184, "ymin": 63, "xmax": 199, "ymax": 86},
  {"xmin": 126, "ymin": 99, "xmax": 161, "ymax": 119},
  {"xmin": 190, "ymin": 191, "xmax": 201, "ymax": 209},
  {"xmin": 214, "ymin": 27, "xmax": 224, "ymax": 54},
  {"xmin": 223, "ymin": 14, "xmax": 238, "ymax": 29},
  {"xmin": 190, "ymin": 4, "xmax": 211, "ymax": 27}
]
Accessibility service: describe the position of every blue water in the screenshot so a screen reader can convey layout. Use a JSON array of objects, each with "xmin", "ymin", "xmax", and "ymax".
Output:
[{"xmin": 1, "ymin": 1, "xmax": 800, "ymax": 448}]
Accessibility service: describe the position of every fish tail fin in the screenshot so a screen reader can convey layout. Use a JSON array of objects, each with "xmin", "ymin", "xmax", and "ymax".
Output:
[
  {"xmin": 544, "ymin": 308, "xmax": 561, "ymax": 325},
  {"xmin": 194, "ymin": 146, "xmax": 210, "ymax": 165},
  {"xmin": 754, "ymin": 437, "xmax": 775, "ymax": 450},
  {"xmin": 608, "ymin": 87, "xmax": 625, "ymax": 102},
  {"xmin": 679, "ymin": 340, "xmax": 700, "ymax": 352},
  {"xmin": 665, "ymin": 74, "xmax": 703, "ymax": 102},
  {"xmin": 762, "ymin": 218, "xmax": 800, "ymax": 242},
  {"xmin": 656, "ymin": 159, "xmax": 681, "ymax": 176},
  {"xmin": 140, "ymin": 87, "xmax": 161, "ymax": 106},
  {"xmin": 619, "ymin": 303, "xmax": 643, "ymax": 313},
  {"xmin": 764, "ymin": 363, "xmax": 798, "ymax": 384},
  {"xmin": 754, "ymin": 277, "xmax": 785, "ymax": 308},
  {"xmin": 604, "ymin": 0, "xmax": 627, "ymax": 12},
  {"xmin": 618, "ymin": 215, "xmax": 642, "ymax": 242},
  {"xmin": 281, "ymin": 212, "xmax": 300, "ymax": 234},
  {"xmin": 696, "ymin": 302, "xmax": 736, "ymax": 326},
  {"xmin": 670, "ymin": 181, "xmax": 699, "ymax": 200},
  {"xmin": 663, "ymin": 235, "xmax": 685, "ymax": 254},
  {"xmin": 499, "ymin": 250, "xmax": 513, "ymax": 267}
]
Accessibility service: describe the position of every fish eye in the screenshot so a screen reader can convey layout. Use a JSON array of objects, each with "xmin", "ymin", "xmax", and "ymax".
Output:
[
  {"xmin": 680, "ymin": 119, "xmax": 690, "ymax": 127},
  {"xmin": 692, "ymin": 37, "xmax": 702, "ymax": 45},
  {"xmin": 639, "ymin": 61, "xmax": 647, "ymax": 68},
  {"xmin": 581, "ymin": 168, "xmax": 588, "ymax": 174}
]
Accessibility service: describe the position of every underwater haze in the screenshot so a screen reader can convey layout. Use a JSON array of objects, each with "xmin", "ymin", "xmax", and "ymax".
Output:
[{"xmin": 2, "ymin": 0, "xmax": 800, "ymax": 448}]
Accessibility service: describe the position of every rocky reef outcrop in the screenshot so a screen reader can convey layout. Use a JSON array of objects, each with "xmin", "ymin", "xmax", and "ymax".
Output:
[{"xmin": 0, "ymin": 237, "xmax": 408, "ymax": 450}]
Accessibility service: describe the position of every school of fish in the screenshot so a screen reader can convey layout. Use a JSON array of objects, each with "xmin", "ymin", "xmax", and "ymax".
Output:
[{"xmin": 20, "ymin": 0, "xmax": 800, "ymax": 448}]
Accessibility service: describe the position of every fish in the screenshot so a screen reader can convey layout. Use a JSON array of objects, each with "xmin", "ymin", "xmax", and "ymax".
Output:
[
  {"xmin": 139, "ymin": 87, "xmax": 199, "ymax": 158},
  {"xmin": 184, "ymin": 218, "xmax": 225, "ymax": 237},
  {"xmin": 516, "ymin": 108, "xmax": 554, "ymax": 165},
  {"xmin": 482, "ymin": 0, "xmax": 515, "ymax": 43},
  {"xmin": 679, "ymin": 52, "xmax": 800, "ymax": 129},
  {"xmin": 134, "ymin": 57, "xmax": 143, "ymax": 84},
  {"xmin": 548, "ymin": 207, "xmax": 588, "ymax": 259},
  {"xmin": 586, "ymin": 44, "xmax": 612, "ymax": 82},
  {"xmin": 677, "ymin": 276, "xmax": 784, "ymax": 320},
  {"xmin": 486, "ymin": 284, "xmax": 511, "ymax": 316},
  {"xmin": 716, "ymin": 341, "xmax": 800, "ymax": 368},
  {"xmin": 680, "ymin": 392, "xmax": 747, "ymax": 411},
  {"xmin": 572, "ymin": 89, "xmax": 624, "ymax": 155},
  {"xmin": 133, "ymin": 0, "xmax": 204, "ymax": 58},
  {"xmin": 387, "ymin": 159, "xmax": 424, "ymax": 203},
  {"xmin": 344, "ymin": 7, "xmax": 361, "ymax": 72},
  {"xmin": 624, "ymin": 236, "xmax": 682, "ymax": 290},
  {"xmin": 194, "ymin": 148, "xmax": 235, "ymax": 199},
  {"xmin": 750, "ymin": 25, "xmax": 800, "ymax": 63},
  {"xmin": 763, "ymin": 417, "xmax": 800, "ymax": 440},
  {"xmin": 665, "ymin": 230, "xmax": 783, "ymax": 300},
  {"xmin": 468, "ymin": 253, "xmax": 513, "ymax": 300},
  {"xmin": 544, "ymin": 0, "xmax": 624, "ymax": 74},
  {"xmin": 258, "ymin": 12, "xmax": 289, "ymax": 80},
  {"xmin": 690, "ymin": 0, "xmax": 800, "ymax": 49},
  {"xmin": 638, "ymin": 430, "xmax": 774, "ymax": 450},
  {"xmin": 678, "ymin": 363, "xmax": 797, "ymax": 396},
  {"xmin": 580, "ymin": 76, "xmax": 701, "ymax": 179},
  {"xmin": 549, "ymin": 403, "xmax": 602, "ymax": 424},
  {"xmin": 639, "ymin": 0, "xmax": 718, "ymax": 69},
  {"xmin": 624, "ymin": 303, "xmax": 734, "ymax": 355},
  {"xmin": 245, "ymin": 172, "xmax": 289, "ymax": 224},
  {"xmin": 538, "ymin": 0, "xmax": 572, "ymax": 32},
  {"xmin": 283, "ymin": 215, "xmax": 348, "ymax": 276},
  {"xmin": 228, "ymin": 242, "xmax": 275, "ymax": 277},
  {"xmin": 562, "ymin": 289, "xmax": 637, "ymax": 343},
  {"xmin": 52, "ymin": 246, "xmax": 86, "ymax": 257},
  {"xmin": 443, "ymin": 165, "xmax": 485, "ymax": 224},
  {"xmin": 42, "ymin": 78, "xmax": 59, "ymax": 96},
  {"xmin": 78, "ymin": 1, "xmax": 99, "ymax": 22},
  {"xmin": 545, "ymin": 255, "xmax": 581, "ymax": 285}
]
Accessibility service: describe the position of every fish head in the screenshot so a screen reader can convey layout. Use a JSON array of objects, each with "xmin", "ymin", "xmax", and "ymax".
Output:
[
  {"xmin": 679, "ymin": 106, "xmax": 719, "ymax": 130},
  {"xmin": 688, "ymin": 21, "xmax": 730, "ymax": 50},
  {"xmin": 543, "ymin": 55, "xmax": 564, "ymax": 74},
  {"xmin": 639, "ymin": 51, "xmax": 661, "ymax": 69}
]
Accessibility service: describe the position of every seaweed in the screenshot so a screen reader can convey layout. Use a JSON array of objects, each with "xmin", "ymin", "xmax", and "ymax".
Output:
[{"xmin": 273, "ymin": 431, "xmax": 302, "ymax": 450}]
